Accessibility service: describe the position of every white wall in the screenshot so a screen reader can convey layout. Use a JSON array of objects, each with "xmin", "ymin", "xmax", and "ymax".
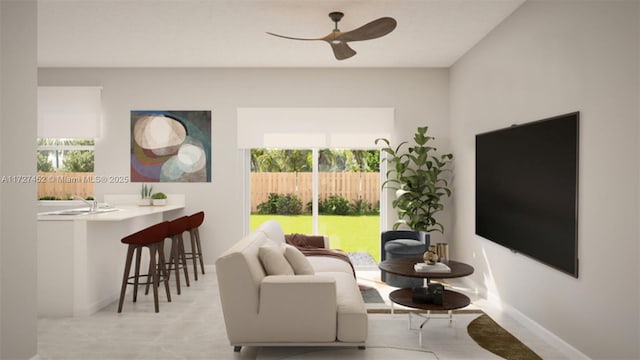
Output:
[
  {"xmin": 638, "ymin": 3, "xmax": 640, "ymax": 355},
  {"xmin": 37, "ymin": 68, "xmax": 451, "ymax": 261},
  {"xmin": 450, "ymin": 1, "xmax": 639, "ymax": 358},
  {"xmin": 0, "ymin": 1, "xmax": 38, "ymax": 359}
]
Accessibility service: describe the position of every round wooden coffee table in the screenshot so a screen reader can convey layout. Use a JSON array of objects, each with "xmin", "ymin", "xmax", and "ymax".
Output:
[
  {"xmin": 379, "ymin": 258, "xmax": 474, "ymax": 280},
  {"xmin": 379, "ymin": 258, "xmax": 474, "ymax": 346}
]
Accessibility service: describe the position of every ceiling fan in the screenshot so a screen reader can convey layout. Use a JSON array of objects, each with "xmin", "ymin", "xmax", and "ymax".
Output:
[{"xmin": 267, "ymin": 12, "xmax": 397, "ymax": 61}]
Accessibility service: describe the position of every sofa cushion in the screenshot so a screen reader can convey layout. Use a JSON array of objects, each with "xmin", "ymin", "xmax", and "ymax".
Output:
[
  {"xmin": 283, "ymin": 244, "xmax": 315, "ymax": 275},
  {"xmin": 306, "ymin": 255, "xmax": 353, "ymax": 275},
  {"xmin": 321, "ymin": 271, "xmax": 368, "ymax": 342},
  {"xmin": 258, "ymin": 245, "xmax": 294, "ymax": 276}
]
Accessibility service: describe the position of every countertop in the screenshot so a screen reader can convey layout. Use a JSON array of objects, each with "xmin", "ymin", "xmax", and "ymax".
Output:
[{"xmin": 37, "ymin": 204, "xmax": 184, "ymax": 222}]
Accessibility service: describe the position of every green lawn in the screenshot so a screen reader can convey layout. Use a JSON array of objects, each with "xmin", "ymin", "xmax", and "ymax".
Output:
[{"xmin": 250, "ymin": 214, "xmax": 381, "ymax": 262}]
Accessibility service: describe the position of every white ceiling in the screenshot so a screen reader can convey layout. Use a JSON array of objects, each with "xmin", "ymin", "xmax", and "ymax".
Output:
[{"xmin": 37, "ymin": 0, "xmax": 525, "ymax": 68}]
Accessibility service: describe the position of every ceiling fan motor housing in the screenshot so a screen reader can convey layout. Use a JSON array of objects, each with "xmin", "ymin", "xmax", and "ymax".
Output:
[{"xmin": 329, "ymin": 12, "xmax": 344, "ymax": 23}]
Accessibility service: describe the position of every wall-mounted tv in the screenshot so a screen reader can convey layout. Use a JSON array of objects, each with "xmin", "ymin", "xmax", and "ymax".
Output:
[{"xmin": 475, "ymin": 112, "xmax": 579, "ymax": 277}]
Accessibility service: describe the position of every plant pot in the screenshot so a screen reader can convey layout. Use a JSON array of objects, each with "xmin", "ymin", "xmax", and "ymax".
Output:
[
  {"xmin": 152, "ymin": 199, "xmax": 167, "ymax": 206},
  {"xmin": 138, "ymin": 198, "xmax": 152, "ymax": 206}
]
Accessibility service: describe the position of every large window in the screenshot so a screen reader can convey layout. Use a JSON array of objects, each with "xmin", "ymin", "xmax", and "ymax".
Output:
[
  {"xmin": 37, "ymin": 86, "xmax": 102, "ymax": 200},
  {"xmin": 37, "ymin": 138, "xmax": 95, "ymax": 199},
  {"xmin": 238, "ymin": 107, "xmax": 393, "ymax": 261},
  {"xmin": 250, "ymin": 148, "xmax": 382, "ymax": 260}
]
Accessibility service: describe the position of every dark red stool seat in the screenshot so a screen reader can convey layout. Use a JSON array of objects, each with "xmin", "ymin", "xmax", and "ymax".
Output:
[
  {"xmin": 185, "ymin": 211, "xmax": 205, "ymax": 280},
  {"xmin": 117, "ymin": 221, "xmax": 171, "ymax": 313}
]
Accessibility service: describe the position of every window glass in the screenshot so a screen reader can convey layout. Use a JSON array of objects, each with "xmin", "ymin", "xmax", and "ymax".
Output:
[
  {"xmin": 37, "ymin": 138, "xmax": 95, "ymax": 200},
  {"xmin": 249, "ymin": 148, "xmax": 381, "ymax": 262},
  {"xmin": 250, "ymin": 149, "xmax": 313, "ymax": 234},
  {"xmin": 317, "ymin": 149, "xmax": 381, "ymax": 261}
]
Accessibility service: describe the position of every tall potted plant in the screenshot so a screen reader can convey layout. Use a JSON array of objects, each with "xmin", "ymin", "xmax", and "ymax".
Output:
[{"xmin": 375, "ymin": 126, "xmax": 453, "ymax": 234}]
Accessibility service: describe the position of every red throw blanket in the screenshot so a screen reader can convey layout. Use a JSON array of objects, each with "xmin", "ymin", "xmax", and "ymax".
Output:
[{"xmin": 285, "ymin": 233, "xmax": 356, "ymax": 278}]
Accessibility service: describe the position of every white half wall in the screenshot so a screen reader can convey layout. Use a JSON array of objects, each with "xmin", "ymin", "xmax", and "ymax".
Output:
[
  {"xmin": 37, "ymin": 68, "xmax": 451, "ymax": 263},
  {"xmin": 450, "ymin": 1, "xmax": 639, "ymax": 358}
]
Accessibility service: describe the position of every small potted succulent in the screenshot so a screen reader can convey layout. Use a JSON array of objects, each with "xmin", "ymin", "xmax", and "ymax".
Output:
[
  {"xmin": 139, "ymin": 184, "xmax": 153, "ymax": 205},
  {"xmin": 151, "ymin": 192, "xmax": 167, "ymax": 206}
]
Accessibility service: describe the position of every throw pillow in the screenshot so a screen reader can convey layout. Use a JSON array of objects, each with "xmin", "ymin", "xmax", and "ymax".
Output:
[
  {"xmin": 283, "ymin": 244, "xmax": 315, "ymax": 275},
  {"xmin": 258, "ymin": 245, "xmax": 294, "ymax": 276}
]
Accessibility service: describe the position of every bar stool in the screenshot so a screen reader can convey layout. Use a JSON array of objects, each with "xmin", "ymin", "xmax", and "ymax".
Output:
[
  {"xmin": 166, "ymin": 216, "xmax": 191, "ymax": 295},
  {"xmin": 117, "ymin": 221, "xmax": 171, "ymax": 313},
  {"xmin": 186, "ymin": 211, "xmax": 205, "ymax": 280}
]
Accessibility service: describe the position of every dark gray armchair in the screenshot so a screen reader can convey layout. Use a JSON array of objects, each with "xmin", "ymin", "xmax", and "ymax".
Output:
[{"xmin": 380, "ymin": 230, "xmax": 429, "ymax": 288}]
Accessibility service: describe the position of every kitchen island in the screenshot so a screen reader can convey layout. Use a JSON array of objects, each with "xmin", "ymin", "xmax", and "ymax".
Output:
[{"xmin": 37, "ymin": 196, "xmax": 185, "ymax": 317}]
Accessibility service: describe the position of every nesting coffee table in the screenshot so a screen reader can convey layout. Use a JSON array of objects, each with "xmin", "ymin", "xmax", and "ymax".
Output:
[{"xmin": 378, "ymin": 258, "xmax": 474, "ymax": 346}]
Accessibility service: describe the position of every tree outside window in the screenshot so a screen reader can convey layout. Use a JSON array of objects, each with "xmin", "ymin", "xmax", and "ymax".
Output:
[
  {"xmin": 37, "ymin": 138, "xmax": 95, "ymax": 200},
  {"xmin": 37, "ymin": 138, "xmax": 94, "ymax": 172}
]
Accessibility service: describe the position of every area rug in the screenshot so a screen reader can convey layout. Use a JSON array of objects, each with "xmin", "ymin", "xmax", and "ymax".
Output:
[
  {"xmin": 258, "ymin": 312, "xmax": 545, "ymax": 360},
  {"xmin": 348, "ymin": 252, "xmax": 378, "ymax": 267},
  {"xmin": 257, "ymin": 315, "xmax": 440, "ymax": 360},
  {"xmin": 359, "ymin": 286, "xmax": 385, "ymax": 303},
  {"xmin": 366, "ymin": 308, "xmax": 483, "ymax": 315},
  {"xmin": 468, "ymin": 313, "xmax": 543, "ymax": 360},
  {"xmin": 257, "ymin": 346, "xmax": 438, "ymax": 360}
]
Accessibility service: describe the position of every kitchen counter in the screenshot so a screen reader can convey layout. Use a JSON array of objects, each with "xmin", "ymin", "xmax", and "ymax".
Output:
[
  {"xmin": 37, "ymin": 195, "xmax": 185, "ymax": 317},
  {"xmin": 38, "ymin": 204, "xmax": 184, "ymax": 221}
]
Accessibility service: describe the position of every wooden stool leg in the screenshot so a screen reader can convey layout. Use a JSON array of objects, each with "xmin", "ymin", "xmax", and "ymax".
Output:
[
  {"xmin": 118, "ymin": 245, "xmax": 136, "ymax": 313},
  {"xmin": 133, "ymin": 246, "xmax": 143, "ymax": 302},
  {"xmin": 166, "ymin": 239, "xmax": 172, "ymax": 281},
  {"xmin": 144, "ymin": 258, "xmax": 152, "ymax": 296},
  {"xmin": 189, "ymin": 231, "xmax": 199, "ymax": 281},
  {"xmin": 171, "ymin": 237, "xmax": 182, "ymax": 295},
  {"xmin": 149, "ymin": 244, "xmax": 160, "ymax": 313},
  {"xmin": 145, "ymin": 243, "xmax": 163, "ymax": 296},
  {"xmin": 145, "ymin": 245, "xmax": 163, "ymax": 296},
  {"xmin": 179, "ymin": 234, "xmax": 190, "ymax": 287},
  {"xmin": 195, "ymin": 228, "xmax": 205, "ymax": 275},
  {"xmin": 158, "ymin": 240, "xmax": 171, "ymax": 303}
]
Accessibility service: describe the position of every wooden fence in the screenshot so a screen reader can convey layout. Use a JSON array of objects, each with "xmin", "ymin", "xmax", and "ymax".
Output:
[
  {"xmin": 37, "ymin": 171, "xmax": 381, "ymax": 209},
  {"xmin": 251, "ymin": 172, "xmax": 380, "ymax": 212},
  {"xmin": 37, "ymin": 172, "xmax": 95, "ymax": 199}
]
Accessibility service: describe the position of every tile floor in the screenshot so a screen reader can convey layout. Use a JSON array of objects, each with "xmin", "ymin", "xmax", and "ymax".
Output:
[{"xmin": 37, "ymin": 265, "xmax": 572, "ymax": 360}]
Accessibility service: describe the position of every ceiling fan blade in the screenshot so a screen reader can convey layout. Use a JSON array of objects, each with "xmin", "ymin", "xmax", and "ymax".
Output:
[
  {"xmin": 266, "ymin": 32, "xmax": 325, "ymax": 41},
  {"xmin": 336, "ymin": 17, "xmax": 397, "ymax": 42},
  {"xmin": 330, "ymin": 41, "xmax": 356, "ymax": 60}
]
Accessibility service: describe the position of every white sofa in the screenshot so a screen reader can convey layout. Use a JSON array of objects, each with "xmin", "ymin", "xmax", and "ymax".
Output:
[{"xmin": 215, "ymin": 220, "xmax": 367, "ymax": 352}]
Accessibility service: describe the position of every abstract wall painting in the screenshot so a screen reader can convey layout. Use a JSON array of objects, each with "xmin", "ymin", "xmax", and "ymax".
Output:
[{"xmin": 131, "ymin": 110, "xmax": 211, "ymax": 182}]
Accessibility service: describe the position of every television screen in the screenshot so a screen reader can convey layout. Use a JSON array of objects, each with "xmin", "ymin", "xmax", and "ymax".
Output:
[{"xmin": 475, "ymin": 112, "xmax": 579, "ymax": 277}]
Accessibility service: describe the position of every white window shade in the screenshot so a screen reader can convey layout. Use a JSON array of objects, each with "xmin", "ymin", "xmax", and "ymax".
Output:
[
  {"xmin": 38, "ymin": 86, "xmax": 102, "ymax": 138},
  {"xmin": 237, "ymin": 108, "xmax": 394, "ymax": 149}
]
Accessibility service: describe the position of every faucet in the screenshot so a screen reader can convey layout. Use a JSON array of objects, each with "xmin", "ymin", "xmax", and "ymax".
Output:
[{"xmin": 71, "ymin": 195, "xmax": 98, "ymax": 212}]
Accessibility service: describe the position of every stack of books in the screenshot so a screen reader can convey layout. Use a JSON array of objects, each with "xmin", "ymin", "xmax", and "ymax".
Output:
[{"xmin": 414, "ymin": 262, "xmax": 451, "ymax": 273}]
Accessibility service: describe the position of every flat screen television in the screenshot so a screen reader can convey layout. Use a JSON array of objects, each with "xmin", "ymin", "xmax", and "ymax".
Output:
[{"xmin": 475, "ymin": 112, "xmax": 579, "ymax": 277}]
